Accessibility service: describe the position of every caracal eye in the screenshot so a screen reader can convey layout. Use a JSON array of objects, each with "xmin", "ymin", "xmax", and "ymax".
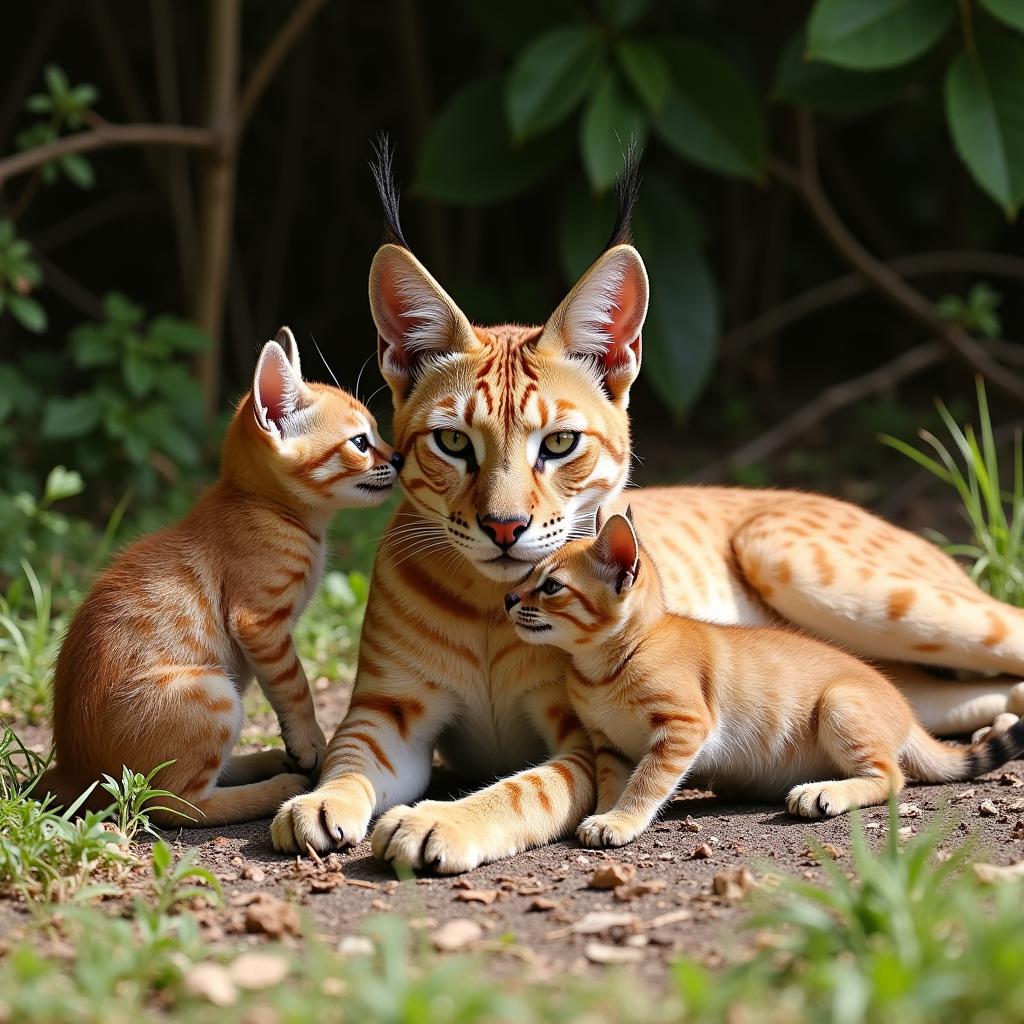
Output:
[
  {"xmin": 541, "ymin": 431, "xmax": 579, "ymax": 458},
  {"xmin": 435, "ymin": 428, "xmax": 470, "ymax": 456},
  {"xmin": 350, "ymin": 433, "xmax": 370, "ymax": 453},
  {"xmin": 540, "ymin": 577, "xmax": 565, "ymax": 595}
]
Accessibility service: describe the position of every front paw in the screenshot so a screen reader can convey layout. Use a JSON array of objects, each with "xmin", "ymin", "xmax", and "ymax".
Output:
[
  {"xmin": 786, "ymin": 782, "xmax": 846, "ymax": 819},
  {"xmin": 270, "ymin": 777, "xmax": 371, "ymax": 853},
  {"xmin": 577, "ymin": 813, "xmax": 641, "ymax": 848},
  {"xmin": 284, "ymin": 724, "xmax": 327, "ymax": 774},
  {"xmin": 371, "ymin": 802, "xmax": 482, "ymax": 875}
]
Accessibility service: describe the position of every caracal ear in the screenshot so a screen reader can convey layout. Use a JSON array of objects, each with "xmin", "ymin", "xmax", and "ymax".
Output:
[
  {"xmin": 594, "ymin": 512, "xmax": 641, "ymax": 593},
  {"xmin": 368, "ymin": 243, "xmax": 477, "ymax": 402},
  {"xmin": 541, "ymin": 244, "xmax": 649, "ymax": 404},
  {"xmin": 253, "ymin": 339, "xmax": 311, "ymax": 438},
  {"xmin": 274, "ymin": 325, "xmax": 302, "ymax": 377}
]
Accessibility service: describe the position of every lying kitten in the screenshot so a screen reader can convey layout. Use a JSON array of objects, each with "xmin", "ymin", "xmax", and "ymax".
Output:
[
  {"xmin": 41, "ymin": 328, "xmax": 401, "ymax": 826},
  {"xmin": 505, "ymin": 511, "xmax": 1024, "ymax": 847}
]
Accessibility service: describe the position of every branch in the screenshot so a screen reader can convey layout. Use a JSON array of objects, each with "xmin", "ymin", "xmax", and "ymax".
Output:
[
  {"xmin": 0, "ymin": 123, "xmax": 213, "ymax": 188},
  {"xmin": 772, "ymin": 111, "xmax": 1024, "ymax": 405},
  {"xmin": 237, "ymin": 0, "xmax": 327, "ymax": 129},
  {"xmin": 690, "ymin": 342, "xmax": 945, "ymax": 483},
  {"xmin": 724, "ymin": 250, "xmax": 1024, "ymax": 356}
]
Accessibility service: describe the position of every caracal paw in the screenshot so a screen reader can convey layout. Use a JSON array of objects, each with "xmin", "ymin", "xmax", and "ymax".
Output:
[
  {"xmin": 577, "ymin": 812, "xmax": 641, "ymax": 848},
  {"xmin": 284, "ymin": 724, "xmax": 328, "ymax": 774},
  {"xmin": 786, "ymin": 782, "xmax": 848, "ymax": 819},
  {"xmin": 371, "ymin": 801, "xmax": 484, "ymax": 875},
  {"xmin": 270, "ymin": 779, "xmax": 371, "ymax": 853}
]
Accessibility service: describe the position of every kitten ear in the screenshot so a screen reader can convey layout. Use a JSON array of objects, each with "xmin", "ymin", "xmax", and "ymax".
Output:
[
  {"xmin": 594, "ymin": 513, "xmax": 641, "ymax": 593},
  {"xmin": 593, "ymin": 506, "xmax": 605, "ymax": 535},
  {"xmin": 368, "ymin": 244, "xmax": 477, "ymax": 400},
  {"xmin": 253, "ymin": 340, "xmax": 308, "ymax": 437},
  {"xmin": 274, "ymin": 326, "xmax": 302, "ymax": 377},
  {"xmin": 542, "ymin": 244, "xmax": 649, "ymax": 403}
]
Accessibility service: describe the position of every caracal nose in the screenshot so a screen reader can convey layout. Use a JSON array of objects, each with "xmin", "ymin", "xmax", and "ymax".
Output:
[
  {"xmin": 504, "ymin": 592, "xmax": 521, "ymax": 613},
  {"xmin": 389, "ymin": 451, "xmax": 405, "ymax": 472},
  {"xmin": 478, "ymin": 513, "xmax": 531, "ymax": 550}
]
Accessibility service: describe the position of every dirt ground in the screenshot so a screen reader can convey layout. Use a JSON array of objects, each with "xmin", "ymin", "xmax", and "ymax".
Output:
[{"xmin": 8, "ymin": 685, "xmax": 1024, "ymax": 978}]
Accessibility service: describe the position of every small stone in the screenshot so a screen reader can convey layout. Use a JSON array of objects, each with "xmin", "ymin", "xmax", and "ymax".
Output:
[
  {"xmin": 455, "ymin": 889, "xmax": 498, "ymax": 905},
  {"xmin": 588, "ymin": 862, "xmax": 637, "ymax": 890},
  {"xmin": 980, "ymin": 800, "xmax": 1000, "ymax": 817},
  {"xmin": 974, "ymin": 861, "xmax": 1024, "ymax": 884},
  {"xmin": 527, "ymin": 897, "xmax": 560, "ymax": 912},
  {"xmin": 240, "ymin": 866, "xmax": 266, "ymax": 883},
  {"xmin": 431, "ymin": 919, "xmax": 483, "ymax": 952},
  {"xmin": 244, "ymin": 895, "xmax": 301, "ymax": 938},
  {"xmin": 898, "ymin": 803, "xmax": 921, "ymax": 818},
  {"xmin": 1000, "ymin": 772, "xmax": 1023, "ymax": 788},
  {"xmin": 1007, "ymin": 798, "xmax": 1024, "ymax": 813},
  {"xmin": 691, "ymin": 844, "xmax": 713, "ymax": 860},
  {"xmin": 585, "ymin": 942, "xmax": 644, "ymax": 964},
  {"xmin": 614, "ymin": 880, "xmax": 668, "ymax": 902},
  {"xmin": 952, "ymin": 788, "xmax": 976, "ymax": 804},
  {"xmin": 338, "ymin": 936, "xmax": 375, "ymax": 957},
  {"xmin": 184, "ymin": 963, "xmax": 237, "ymax": 1006},
  {"xmin": 712, "ymin": 866, "xmax": 757, "ymax": 900},
  {"xmin": 681, "ymin": 816, "xmax": 702, "ymax": 833},
  {"xmin": 228, "ymin": 952, "xmax": 289, "ymax": 990}
]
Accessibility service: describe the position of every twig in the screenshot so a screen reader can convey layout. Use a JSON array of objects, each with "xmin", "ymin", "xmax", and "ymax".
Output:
[
  {"xmin": 724, "ymin": 250, "xmax": 1024, "ymax": 355},
  {"xmin": 771, "ymin": 112, "xmax": 1024, "ymax": 404},
  {"xmin": 689, "ymin": 341, "xmax": 944, "ymax": 483},
  {"xmin": 0, "ymin": 124, "xmax": 213, "ymax": 188},
  {"xmin": 237, "ymin": 0, "xmax": 327, "ymax": 128}
]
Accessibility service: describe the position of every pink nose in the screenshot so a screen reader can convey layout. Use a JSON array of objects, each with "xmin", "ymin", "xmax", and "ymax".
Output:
[{"xmin": 478, "ymin": 513, "xmax": 531, "ymax": 550}]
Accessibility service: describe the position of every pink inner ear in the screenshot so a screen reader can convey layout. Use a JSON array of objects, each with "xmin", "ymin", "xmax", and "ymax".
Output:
[
  {"xmin": 258, "ymin": 349, "xmax": 292, "ymax": 424},
  {"xmin": 602, "ymin": 264, "xmax": 644, "ymax": 369},
  {"xmin": 377, "ymin": 265, "xmax": 428, "ymax": 365},
  {"xmin": 603, "ymin": 516, "xmax": 638, "ymax": 572}
]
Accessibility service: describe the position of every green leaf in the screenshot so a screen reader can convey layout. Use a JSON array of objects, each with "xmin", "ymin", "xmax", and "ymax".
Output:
[
  {"xmin": 44, "ymin": 64, "xmax": 69, "ymax": 97},
  {"xmin": 559, "ymin": 184, "xmax": 617, "ymax": 283},
  {"xmin": 7, "ymin": 294, "xmax": 47, "ymax": 333},
  {"xmin": 43, "ymin": 465, "xmax": 84, "ymax": 504},
  {"xmin": 25, "ymin": 94, "xmax": 53, "ymax": 114},
  {"xmin": 615, "ymin": 38, "xmax": 672, "ymax": 112},
  {"xmin": 632, "ymin": 177, "xmax": 717, "ymax": 417},
  {"xmin": 653, "ymin": 36, "xmax": 766, "ymax": 179},
  {"xmin": 148, "ymin": 315, "xmax": 209, "ymax": 353},
  {"xmin": 774, "ymin": 27, "xmax": 924, "ymax": 112},
  {"xmin": 123, "ymin": 351, "xmax": 156, "ymax": 398},
  {"xmin": 158, "ymin": 420, "xmax": 201, "ymax": 467},
  {"xmin": 417, "ymin": 75, "xmax": 573, "ymax": 204},
  {"xmin": 807, "ymin": 0, "xmax": 955, "ymax": 71},
  {"xmin": 596, "ymin": 0, "xmax": 652, "ymax": 28},
  {"xmin": 945, "ymin": 35, "xmax": 1024, "ymax": 218},
  {"xmin": 60, "ymin": 153, "xmax": 95, "ymax": 189},
  {"xmin": 102, "ymin": 291, "xmax": 145, "ymax": 327},
  {"xmin": 506, "ymin": 26, "xmax": 605, "ymax": 140},
  {"xmin": 581, "ymin": 70, "xmax": 649, "ymax": 191},
  {"xmin": 70, "ymin": 325, "xmax": 119, "ymax": 368},
  {"xmin": 70, "ymin": 83, "xmax": 99, "ymax": 108},
  {"xmin": 41, "ymin": 395, "xmax": 101, "ymax": 439},
  {"xmin": 980, "ymin": 0, "xmax": 1024, "ymax": 30}
]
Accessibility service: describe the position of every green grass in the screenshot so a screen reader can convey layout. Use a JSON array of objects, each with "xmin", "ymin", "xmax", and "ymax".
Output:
[{"xmin": 882, "ymin": 378, "xmax": 1024, "ymax": 607}]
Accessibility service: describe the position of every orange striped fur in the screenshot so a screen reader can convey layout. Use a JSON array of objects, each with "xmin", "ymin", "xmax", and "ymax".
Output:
[
  {"xmin": 272, "ymin": 240, "xmax": 1024, "ymax": 872},
  {"xmin": 41, "ymin": 329, "xmax": 398, "ymax": 826},
  {"xmin": 507, "ymin": 513, "xmax": 1024, "ymax": 845}
]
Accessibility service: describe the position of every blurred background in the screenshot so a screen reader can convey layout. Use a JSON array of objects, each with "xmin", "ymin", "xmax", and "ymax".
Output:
[{"xmin": 1, "ymin": 0, "xmax": 1024, "ymax": 623}]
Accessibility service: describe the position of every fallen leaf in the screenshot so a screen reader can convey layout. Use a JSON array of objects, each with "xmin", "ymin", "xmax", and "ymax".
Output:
[
  {"xmin": 228, "ymin": 952, "xmax": 289, "ymax": 990},
  {"xmin": 455, "ymin": 889, "xmax": 498, "ymax": 905},
  {"xmin": 712, "ymin": 866, "xmax": 757, "ymax": 900},
  {"xmin": 691, "ymin": 844, "xmax": 713, "ymax": 860},
  {"xmin": 980, "ymin": 800, "xmax": 1000, "ymax": 817},
  {"xmin": 432, "ymin": 919, "xmax": 483, "ymax": 951},
  {"xmin": 244, "ymin": 895, "xmax": 301, "ymax": 938},
  {"xmin": 585, "ymin": 942, "xmax": 644, "ymax": 964},
  {"xmin": 184, "ymin": 963, "xmax": 237, "ymax": 1006},
  {"xmin": 588, "ymin": 863, "xmax": 637, "ymax": 890},
  {"xmin": 973, "ymin": 861, "xmax": 1024, "ymax": 884}
]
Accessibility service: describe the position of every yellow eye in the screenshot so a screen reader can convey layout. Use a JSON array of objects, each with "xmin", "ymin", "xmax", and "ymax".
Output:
[
  {"xmin": 435, "ymin": 429, "xmax": 470, "ymax": 456},
  {"xmin": 541, "ymin": 431, "xmax": 579, "ymax": 458}
]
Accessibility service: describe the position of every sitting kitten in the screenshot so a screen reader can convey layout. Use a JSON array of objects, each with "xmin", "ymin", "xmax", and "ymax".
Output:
[
  {"xmin": 505, "ymin": 511, "xmax": 1024, "ymax": 847},
  {"xmin": 41, "ymin": 328, "xmax": 402, "ymax": 826}
]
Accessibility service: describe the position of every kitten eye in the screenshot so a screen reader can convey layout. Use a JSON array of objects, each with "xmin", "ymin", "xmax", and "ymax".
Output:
[
  {"xmin": 540, "ymin": 577, "xmax": 565, "ymax": 596},
  {"xmin": 435, "ymin": 429, "xmax": 471, "ymax": 457},
  {"xmin": 540, "ymin": 431, "xmax": 579, "ymax": 459},
  {"xmin": 350, "ymin": 434, "xmax": 370, "ymax": 453}
]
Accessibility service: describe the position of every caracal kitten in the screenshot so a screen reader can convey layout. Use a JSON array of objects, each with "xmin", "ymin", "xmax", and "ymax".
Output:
[
  {"xmin": 505, "ymin": 512, "xmax": 1024, "ymax": 847},
  {"xmin": 41, "ymin": 329, "xmax": 401, "ymax": 826}
]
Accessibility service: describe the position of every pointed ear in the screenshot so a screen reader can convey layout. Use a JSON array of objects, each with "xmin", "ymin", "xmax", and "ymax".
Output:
[
  {"xmin": 541, "ymin": 244, "xmax": 648, "ymax": 402},
  {"xmin": 368, "ymin": 244, "xmax": 477, "ymax": 400},
  {"xmin": 274, "ymin": 326, "xmax": 302, "ymax": 377},
  {"xmin": 253, "ymin": 340, "xmax": 309, "ymax": 436},
  {"xmin": 594, "ymin": 513, "xmax": 641, "ymax": 593},
  {"xmin": 593, "ymin": 506, "xmax": 605, "ymax": 535}
]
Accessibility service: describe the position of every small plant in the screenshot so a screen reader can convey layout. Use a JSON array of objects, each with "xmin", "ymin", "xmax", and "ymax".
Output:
[
  {"xmin": 97, "ymin": 763, "xmax": 197, "ymax": 841},
  {"xmin": 0, "ymin": 219, "xmax": 45, "ymax": 333},
  {"xmin": 147, "ymin": 840, "xmax": 221, "ymax": 916},
  {"xmin": 937, "ymin": 282, "xmax": 1003, "ymax": 339},
  {"xmin": 881, "ymin": 378, "xmax": 1024, "ymax": 607}
]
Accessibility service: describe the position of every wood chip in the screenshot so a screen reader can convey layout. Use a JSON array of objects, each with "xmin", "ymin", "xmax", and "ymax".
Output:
[
  {"xmin": 547, "ymin": 911, "xmax": 639, "ymax": 939},
  {"xmin": 644, "ymin": 908, "xmax": 693, "ymax": 929},
  {"xmin": 588, "ymin": 862, "xmax": 637, "ymax": 890},
  {"xmin": 585, "ymin": 942, "xmax": 644, "ymax": 964},
  {"xmin": 431, "ymin": 919, "xmax": 483, "ymax": 951},
  {"xmin": 455, "ymin": 889, "xmax": 498, "ymax": 905},
  {"xmin": 308, "ymin": 874, "xmax": 345, "ymax": 893}
]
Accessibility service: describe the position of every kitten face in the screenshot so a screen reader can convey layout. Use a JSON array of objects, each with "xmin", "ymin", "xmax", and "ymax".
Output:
[{"xmin": 504, "ymin": 512, "xmax": 641, "ymax": 649}]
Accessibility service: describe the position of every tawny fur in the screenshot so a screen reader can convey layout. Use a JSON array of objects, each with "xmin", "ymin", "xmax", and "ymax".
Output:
[
  {"xmin": 271, "ymin": 241, "xmax": 1024, "ymax": 874},
  {"xmin": 40, "ymin": 330, "xmax": 398, "ymax": 827},
  {"xmin": 506, "ymin": 514, "xmax": 1024, "ymax": 847}
]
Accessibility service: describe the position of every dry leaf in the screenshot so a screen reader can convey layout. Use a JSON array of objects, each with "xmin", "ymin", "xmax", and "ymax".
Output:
[
  {"xmin": 588, "ymin": 862, "xmax": 637, "ymax": 890},
  {"xmin": 432, "ymin": 919, "xmax": 483, "ymax": 951},
  {"xmin": 456, "ymin": 889, "xmax": 498, "ymax": 905},
  {"xmin": 585, "ymin": 942, "xmax": 644, "ymax": 964}
]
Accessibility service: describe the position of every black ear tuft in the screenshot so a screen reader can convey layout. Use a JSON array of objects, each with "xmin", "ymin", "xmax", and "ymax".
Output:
[
  {"xmin": 369, "ymin": 133, "xmax": 411, "ymax": 250},
  {"xmin": 625, "ymin": 504, "xmax": 634, "ymax": 523},
  {"xmin": 604, "ymin": 137, "xmax": 643, "ymax": 250}
]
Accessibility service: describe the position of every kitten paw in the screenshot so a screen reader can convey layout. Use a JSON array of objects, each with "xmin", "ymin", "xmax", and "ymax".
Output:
[
  {"xmin": 284, "ymin": 725, "xmax": 327, "ymax": 774},
  {"xmin": 786, "ymin": 783, "xmax": 846, "ymax": 819},
  {"xmin": 577, "ymin": 813, "xmax": 640, "ymax": 848},
  {"xmin": 270, "ymin": 779, "xmax": 371, "ymax": 853},
  {"xmin": 371, "ymin": 802, "xmax": 483, "ymax": 875}
]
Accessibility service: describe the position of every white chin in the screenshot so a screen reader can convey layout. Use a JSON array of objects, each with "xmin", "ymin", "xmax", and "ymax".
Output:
[
  {"xmin": 345, "ymin": 484, "xmax": 395, "ymax": 507},
  {"xmin": 471, "ymin": 553, "xmax": 536, "ymax": 582}
]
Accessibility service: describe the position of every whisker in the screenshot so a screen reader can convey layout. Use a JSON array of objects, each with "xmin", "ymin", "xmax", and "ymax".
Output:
[
  {"xmin": 355, "ymin": 348, "xmax": 377, "ymax": 402},
  {"xmin": 308, "ymin": 331, "xmax": 342, "ymax": 390}
]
